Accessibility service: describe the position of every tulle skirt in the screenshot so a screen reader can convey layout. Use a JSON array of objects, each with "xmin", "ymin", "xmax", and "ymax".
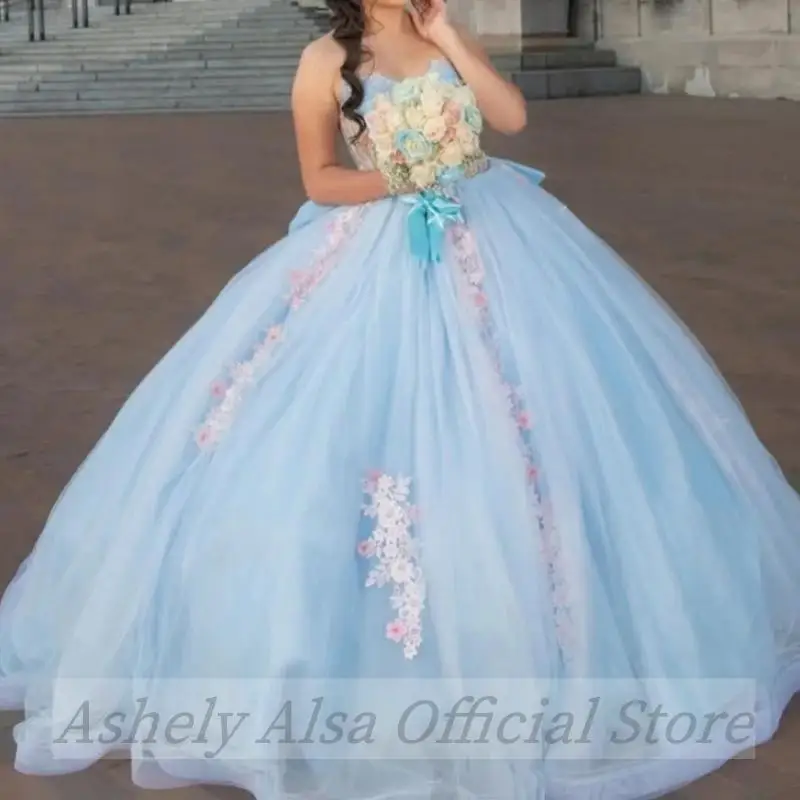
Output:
[{"xmin": 1, "ymin": 159, "xmax": 799, "ymax": 800}]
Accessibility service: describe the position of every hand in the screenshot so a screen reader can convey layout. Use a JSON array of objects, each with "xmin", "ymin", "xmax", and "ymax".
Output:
[{"xmin": 408, "ymin": 0, "xmax": 456, "ymax": 49}]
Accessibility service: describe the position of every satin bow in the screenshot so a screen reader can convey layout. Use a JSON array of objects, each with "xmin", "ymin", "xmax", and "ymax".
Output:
[{"xmin": 401, "ymin": 190, "xmax": 464, "ymax": 265}]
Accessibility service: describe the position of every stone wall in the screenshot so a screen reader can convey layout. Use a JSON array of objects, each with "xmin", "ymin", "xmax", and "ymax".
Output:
[
  {"xmin": 448, "ymin": 0, "xmax": 569, "ymax": 39},
  {"xmin": 576, "ymin": 0, "xmax": 800, "ymax": 100},
  {"xmin": 294, "ymin": 0, "xmax": 570, "ymax": 41}
]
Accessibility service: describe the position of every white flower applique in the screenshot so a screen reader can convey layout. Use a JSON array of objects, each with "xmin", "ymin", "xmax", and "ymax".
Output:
[
  {"xmin": 196, "ymin": 325, "xmax": 284, "ymax": 450},
  {"xmin": 358, "ymin": 472, "xmax": 425, "ymax": 660},
  {"xmin": 288, "ymin": 206, "xmax": 365, "ymax": 310},
  {"xmin": 448, "ymin": 222, "xmax": 575, "ymax": 663},
  {"xmin": 195, "ymin": 206, "xmax": 366, "ymax": 451}
]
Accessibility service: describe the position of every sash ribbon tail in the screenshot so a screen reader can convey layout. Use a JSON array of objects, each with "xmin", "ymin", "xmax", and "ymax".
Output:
[{"xmin": 401, "ymin": 190, "xmax": 464, "ymax": 267}]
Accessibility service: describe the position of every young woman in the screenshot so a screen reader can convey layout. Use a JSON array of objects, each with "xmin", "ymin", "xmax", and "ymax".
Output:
[{"xmin": 1, "ymin": 0, "xmax": 798, "ymax": 798}]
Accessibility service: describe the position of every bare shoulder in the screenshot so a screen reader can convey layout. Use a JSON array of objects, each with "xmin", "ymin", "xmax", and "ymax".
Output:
[
  {"xmin": 297, "ymin": 33, "xmax": 345, "ymax": 76},
  {"xmin": 293, "ymin": 33, "xmax": 345, "ymax": 106}
]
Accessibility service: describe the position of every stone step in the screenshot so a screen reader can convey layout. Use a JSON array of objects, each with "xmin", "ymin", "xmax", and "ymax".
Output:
[
  {"xmin": 16, "ymin": 74, "xmax": 296, "ymax": 90},
  {"xmin": 492, "ymin": 48, "xmax": 618, "ymax": 72},
  {"xmin": 147, "ymin": 24, "xmax": 321, "ymax": 37},
  {"xmin": 0, "ymin": 94, "xmax": 290, "ymax": 114},
  {"xmin": 7, "ymin": 62, "xmax": 299, "ymax": 82},
  {"xmin": 92, "ymin": 1, "xmax": 313, "ymax": 11},
  {"xmin": 4, "ymin": 38, "xmax": 316, "ymax": 54},
  {"xmin": 0, "ymin": 66, "xmax": 643, "ymax": 109},
  {"xmin": 0, "ymin": 65, "xmax": 642, "ymax": 113},
  {"xmin": 0, "ymin": 56, "xmax": 300, "ymax": 74},
  {"xmin": 0, "ymin": 0, "xmax": 640, "ymax": 115},
  {"xmin": 0, "ymin": 13, "xmax": 313, "ymax": 51},
  {"xmin": 513, "ymin": 66, "xmax": 641, "ymax": 99},
  {"xmin": 76, "ymin": 12, "xmax": 323, "ymax": 28},
  {"xmin": 2, "ymin": 44, "xmax": 316, "ymax": 60},
  {"xmin": 2, "ymin": 51, "xmax": 611, "ymax": 82},
  {"xmin": 82, "ymin": 3, "xmax": 307, "ymax": 14},
  {"xmin": 0, "ymin": 48, "xmax": 311, "ymax": 68},
  {"xmin": 482, "ymin": 34, "xmax": 592, "ymax": 53},
  {"xmin": 0, "ymin": 58, "xmax": 303, "ymax": 81},
  {"xmin": 1, "ymin": 44, "xmax": 314, "ymax": 61},
  {"xmin": 0, "ymin": 7, "xmax": 321, "ymax": 39},
  {"xmin": 2, "ymin": 32, "xmax": 319, "ymax": 50},
  {"xmin": 0, "ymin": 7, "xmax": 286, "ymax": 29},
  {"xmin": 63, "ymin": 17, "xmax": 323, "ymax": 30},
  {"xmin": 0, "ymin": 77, "xmax": 291, "ymax": 95},
  {"xmin": 10, "ymin": 74, "xmax": 294, "ymax": 95}
]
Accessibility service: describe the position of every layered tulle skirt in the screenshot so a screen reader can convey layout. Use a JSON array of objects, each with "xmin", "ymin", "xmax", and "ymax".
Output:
[{"xmin": 1, "ymin": 160, "xmax": 799, "ymax": 800}]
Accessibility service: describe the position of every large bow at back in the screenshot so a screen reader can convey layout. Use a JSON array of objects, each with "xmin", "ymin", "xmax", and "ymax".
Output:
[{"xmin": 402, "ymin": 191, "xmax": 465, "ymax": 265}]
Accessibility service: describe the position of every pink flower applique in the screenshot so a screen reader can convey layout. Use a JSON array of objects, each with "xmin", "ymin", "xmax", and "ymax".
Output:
[
  {"xmin": 210, "ymin": 380, "xmax": 227, "ymax": 399},
  {"xmin": 362, "ymin": 468, "xmax": 383, "ymax": 494},
  {"xmin": 195, "ymin": 207, "xmax": 365, "ymax": 451},
  {"xmin": 195, "ymin": 324, "xmax": 285, "ymax": 450},
  {"xmin": 538, "ymin": 510, "xmax": 574, "ymax": 656},
  {"xmin": 358, "ymin": 473, "xmax": 425, "ymax": 660},
  {"xmin": 196, "ymin": 427, "xmax": 213, "ymax": 448},
  {"xmin": 386, "ymin": 620, "xmax": 407, "ymax": 643},
  {"xmin": 448, "ymin": 221, "xmax": 575, "ymax": 663},
  {"xmin": 357, "ymin": 539, "xmax": 376, "ymax": 558},
  {"xmin": 288, "ymin": 206, "xmax": 365, "ymax": 310}
]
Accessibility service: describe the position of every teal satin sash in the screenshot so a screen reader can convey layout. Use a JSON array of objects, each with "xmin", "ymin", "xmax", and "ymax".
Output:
[{"xmin": 401, "ymin": 190, "xmax": 464, "ymax": 265}]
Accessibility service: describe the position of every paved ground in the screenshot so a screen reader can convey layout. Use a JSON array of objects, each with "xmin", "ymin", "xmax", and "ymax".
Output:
[{"xmin": 0, "ymin": 96, "xmax": 799, "ymax": 799}]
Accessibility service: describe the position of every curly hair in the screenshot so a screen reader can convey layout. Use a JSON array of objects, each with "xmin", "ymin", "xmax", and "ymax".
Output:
[
  {"xmin": 326, "ymin": 0, "xmax": 369, "ymax": 141},
  {"xmin": 326, "ymin": 0, "xmax": 432, "ymax": 141}
]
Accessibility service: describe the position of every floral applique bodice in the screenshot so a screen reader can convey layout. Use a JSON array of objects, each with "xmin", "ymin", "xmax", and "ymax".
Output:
[{"xmin": 341, "ymin": 59, "xmax": 489, "ymax": 194}]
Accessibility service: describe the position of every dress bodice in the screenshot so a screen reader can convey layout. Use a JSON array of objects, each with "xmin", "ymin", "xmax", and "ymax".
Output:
[{"xmin": 340, "ymin": 59, "xmax": 488, "ymax": 193}]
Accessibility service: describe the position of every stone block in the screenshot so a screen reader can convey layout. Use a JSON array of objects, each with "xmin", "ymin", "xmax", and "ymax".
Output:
[
  {"xmin": 533, "ymin": 47, "xmax": 617, "ymax": 68},
  {"xmin": 491, "ymin": 52, "xmax": 524, "ymax": 72},
  {"xmin": 641, "ymin": 63, "xmax": 703, "ymax": 94},
  {"xmin": 575, "ymin": 0, "xmax": 598, "ymax": 40},
  {"xmin": 545, "ymin": 67, "xmax": 586, "ymax": 96},
  {"xmin": 612, "ymin": 37, "xmax": 717, "ymax": 69},
  {"xmin": 712, "ymin": 0, "xmax": 789, "ymax": 34},
  {"xmin": 520, "ymin": 52, "xmax": 549, "ymax": 69},
  {"xmin": 641, "ymin": 0, "xmax": 711, "ymax": 36},
  {"xmin": 683, "ymin": 64, "xmax": 720, "ymax": 95},
  {"xmin": 710, "ymin": 65, "xmax": 781, "ymax": 97},
  {"xmin": 609, "ymin": 33, "xmax": 800, "ymax": 99},
  {"xmin": 716, "ymin": 39, "xmax": 778, "ymax": 68},
  {"xmin": 473, "ymin": 0, "xmax": 523, "ymax": 36},
  {"xmin": 598, "ymin": 0, "xmax": 639, "ymax": 38},
  {"xmin": 773, "ymin": 66, "xmax": 800, "ymax": 98},
  {"xmin": 95, "ymin": 0, "xmax": 171, "ymax": 5},
  {"xmin": 776, "ymin": 36, "xmax": 800, "ymax": 67},
  {"xmin": 521, "ymin": 0, "xmax": 569, "ymax": 35},
  {"xmin": 513, "ymin": 70, "xmax": 548, "ymax": 98},
  {"xmin": 446, "ymin": 0, "xmax": 475, "ymax": 30},
  {"xmin": 546, "ymin": 65, "xmax": 641, "ymax": 96}
]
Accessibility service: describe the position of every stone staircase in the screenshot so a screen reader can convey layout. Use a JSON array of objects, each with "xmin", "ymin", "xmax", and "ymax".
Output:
[
  {"xmin": 0, "ymin": 0, "xmax": 639, "ymax": 116},
  {"xmin": 495, "ymin": 42, "xmax": 641, "ymax": 100},
  {"xmin": 0, "ymin": 0, "xmax": 329, "ymax": 114}
]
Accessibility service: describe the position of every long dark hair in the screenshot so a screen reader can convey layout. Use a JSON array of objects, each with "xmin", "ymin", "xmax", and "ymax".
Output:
[
  {"xmin": 326, "ymin": 0, "xmax": 369, "ymax": 140},
  {"xmin": 326, "ymin": 0, "xmax": 432, "ymax": 141}
]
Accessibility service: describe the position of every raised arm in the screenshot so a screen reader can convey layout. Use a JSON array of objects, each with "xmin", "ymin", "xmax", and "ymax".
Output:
[
  {"xmin": 409, "ymin": 0, "xmax": 527, "ymax": 135},
  {"xmin": 291, "ymin": 38, "xmax": 389, "ymax": 206}
]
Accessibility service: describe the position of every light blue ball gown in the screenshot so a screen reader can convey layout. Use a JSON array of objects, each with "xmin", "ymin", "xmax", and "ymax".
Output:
[{"xmin": 1, "ymin": 59, "xmax": 799, "ymax": 800}]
